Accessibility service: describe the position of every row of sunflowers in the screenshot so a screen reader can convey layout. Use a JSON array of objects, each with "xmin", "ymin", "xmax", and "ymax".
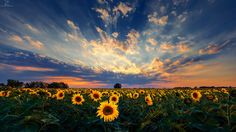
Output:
[{"xmin": 0, "ymin": 88, "xmax": 235, "ymax": 131}]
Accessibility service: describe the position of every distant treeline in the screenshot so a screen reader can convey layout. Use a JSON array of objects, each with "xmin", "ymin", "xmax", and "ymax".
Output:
[{"xmin": 0, "ymin": 79, "xmax": 69, "ymax": 88}]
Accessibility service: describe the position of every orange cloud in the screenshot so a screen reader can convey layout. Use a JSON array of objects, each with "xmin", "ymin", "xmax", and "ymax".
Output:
[
  {"xmin": 43, "ymin": 76, "xmax": 108, "ymax": 88},
  {"xmin": 24, "ymin": 35, "xmax": 44, "ymax": 49},
  {"xmin": 199, "ymin": 40, "xmax": 230, "ymax": 55},
  {"xmin": 160, "ymin": 43, "xmax": 175, "ymax": 51},
  {"xmin": 0, "ymin": 63, "xmax": 55, "ymax": 72},
  {"xmin": 14, "ymin": 66, "xmax": 55, "ymax": 72},
  {"xmin": 9, "ymin": 35, "xmax": 24, "ymax": 44}
]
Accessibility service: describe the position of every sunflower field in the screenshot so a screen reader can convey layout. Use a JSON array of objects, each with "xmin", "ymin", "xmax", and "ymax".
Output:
[{"xmin": 0, "ymin": 88, "xmax": 235, "ymax": 132}]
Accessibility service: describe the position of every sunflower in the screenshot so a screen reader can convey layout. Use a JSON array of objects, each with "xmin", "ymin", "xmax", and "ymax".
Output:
[
  {"xmin": 109, "ymin": 94, "xmax": 119, "ymax": 104},
  {"xmin": 97, "ymin": 101, "xmax": 119, "ymax": 122},
  {"xmin": 90, "ymin": 90, "xmax": 102, "ymax": 102},
  {"xmin": 145, "ymin": 94, "xmax": 152, "ymax": 102},
  {"xmin": 139, "ymin": 90, "xmax": 145, "ymax": 94},
  {"xmin": 112, "ymin": 91, "xmax": 121, "ymax": 97},
  {"xmin": 221, "ymin": 88, "xmax": 229, "ymax": 94},
  {"xmin": 56, "ymin": 90, "xmax": 65, "ymax": 100},
  {"xmin": 147, "ymin": 101, "xmax": 153, "ymax": 106},
  {"xmin": 0, "ymin": 91, "xmax": 6, "ymax": 97},
  {"xmin": 145, "ymin": 94, "xmax": 153, "ymax": 106},
  {"xmin": 191, "ymin": 90, "xmax": 202, "ymax": 102},
  {"xmin": 72, "ymin": 94, "xmax": 85, "ymax": 105},
  {"xmin": 133, "ymin": 92, "xmax": 139, "ymax": 99},
  {"xmin": 45, "ymin": 91, "xmax": 52, "ymax": 97}
]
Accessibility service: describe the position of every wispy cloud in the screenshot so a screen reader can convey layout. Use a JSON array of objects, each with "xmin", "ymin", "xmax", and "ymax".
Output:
[
  {"xmin": 0, "ymin": 63, "xmax": 55, "ymax": 72},
  {"xmin": 67, "ymin": 20, "xmax": 79, "ymax": 30},
  {"xmin": 148, "ymin": 12, "xmax": 168, "ymax": 26},
  {"xmin": 199, "ymin": 40, "xmax": 230, "ymax": 55},
  {"xmin": 95, "ymin": 8, "xmax": 110, "ymax": 25},
  {"xmin": 9, "ymin": 35, "xmax": 24, "ymax": 45},
  {"xmin": 25, "ymin": 24, "xmax": 40, "ymax": 34},
  {"xmin": 23, "ymin": 36, "xmax": 44, "ymax": 49}
]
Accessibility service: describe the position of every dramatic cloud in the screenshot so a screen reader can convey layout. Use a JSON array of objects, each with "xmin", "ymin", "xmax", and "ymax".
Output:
[
  {"xmin": 87, "ymin": 28, "xmax": 141, "ymax": 74},
  {"xmin": 0, "ymin": 0, "xmax": 235, "ymax": 87},
  {"xmin": 142, "ymin": 58, "xmax": 164, "ymax": 76}
]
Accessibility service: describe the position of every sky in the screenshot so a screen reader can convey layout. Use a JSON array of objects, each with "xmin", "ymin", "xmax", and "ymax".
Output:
[{"xmin": 0, "ymin": 0, "xmax": 236, "ymax": 88}]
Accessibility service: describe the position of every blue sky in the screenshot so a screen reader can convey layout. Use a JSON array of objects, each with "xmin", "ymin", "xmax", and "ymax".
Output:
[{"xmin": 0, "ymin": 0, "xmax": 236, "ymax": 88}]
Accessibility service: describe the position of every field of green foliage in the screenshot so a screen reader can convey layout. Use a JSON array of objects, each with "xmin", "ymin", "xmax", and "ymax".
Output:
[{"xmin": 0, "ymin": 88, "xmax": 235, "ymax": 131}]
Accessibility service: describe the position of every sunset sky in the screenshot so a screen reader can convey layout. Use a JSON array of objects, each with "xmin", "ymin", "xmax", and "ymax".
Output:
[{"xmin": 0, "ymin": 0, "xmax": 236, "ymax": 88}]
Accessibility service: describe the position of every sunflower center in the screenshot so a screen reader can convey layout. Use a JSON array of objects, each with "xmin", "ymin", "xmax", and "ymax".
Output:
[
  {"xmin": 75, "ymin": 96, "xmax": 81, "ymax": 102},
  {"xmin": 103, "ymin": 106, "xmax": 114, "ymax": 116},
  {"xmin": 93, "ymin": 93, "xmax": 99, "ymax": 99},
  {"xmin": 112, "ymin": 97, "xmax": 117, "ymax": 101},
  {"xmin": 59, "ymin": 93, "xmax": 63, "ymax": 97},
  {"xmin": 193, "ymin": 93, "xmax": 198, "ymax": 98}
]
